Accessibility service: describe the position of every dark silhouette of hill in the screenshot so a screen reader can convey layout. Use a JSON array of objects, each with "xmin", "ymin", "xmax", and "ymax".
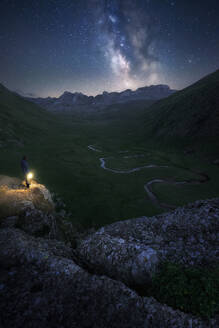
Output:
[
  {"xmin": 0, "ymin": 83, "xmax": 58, "ymax": 147},
  {"xmin": 144, "ymin": 69, "xmax": 219, "ymax": 138}
]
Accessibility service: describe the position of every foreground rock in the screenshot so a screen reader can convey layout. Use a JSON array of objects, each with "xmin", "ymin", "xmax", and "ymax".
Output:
[
  {"xmin": 0, "ymin": 175, "xmax": 54, "ymax": 218},
  {"xmin": 76, "ymin": 198, "xmax": 219, "ymax": 286},
  {"xmin": 0, "ymin": 227, "xmax": 215, "ymax": 328}
]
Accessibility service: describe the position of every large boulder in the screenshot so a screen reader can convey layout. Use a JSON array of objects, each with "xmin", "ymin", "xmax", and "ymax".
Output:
[
  {"xmin": 0, "ymin": 175, "xmax": 54, "ymax": 218},
  {"xmin": 16, "ymin": 208, "xmax": 56, "ymax": 238},
  {"xmin": 75, "ymin": 198, "xmax": 219, "ymax": 286},
  {"xmin": 0, "ymin": 207, "xmax": 80, "ymax": 243},
  {"xmin": 0, "ymin": 227, "xmax": 215, "ymax": 328}
]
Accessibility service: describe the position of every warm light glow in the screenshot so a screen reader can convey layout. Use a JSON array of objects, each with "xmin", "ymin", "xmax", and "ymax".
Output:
[{"xmin": 27, "ymin": 172, "xmax": 33, "ymax": 180}]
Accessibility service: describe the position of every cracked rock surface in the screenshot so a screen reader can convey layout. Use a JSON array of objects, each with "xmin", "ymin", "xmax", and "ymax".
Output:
[
  {"xmin": 0, "ymin": 227, "xmax": 216, "ymax": 328},
  {"xmin": 76, "ymin": 198, "xmax": 219, "ymax": 285},
  {"xmin": 0, "ymin": 196, "xmax": 218, "ymax": 327}
]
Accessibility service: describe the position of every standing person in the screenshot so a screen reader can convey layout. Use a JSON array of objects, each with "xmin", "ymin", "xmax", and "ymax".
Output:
[{"xmin": 21, "ymin": 156, "xmax": 30, "ymax": 188}]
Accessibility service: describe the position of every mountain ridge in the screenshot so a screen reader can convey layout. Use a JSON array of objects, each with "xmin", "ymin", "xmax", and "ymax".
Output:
[{"xmin": 27, "ymin": 84, "xmax": 176, "ymax": 112}]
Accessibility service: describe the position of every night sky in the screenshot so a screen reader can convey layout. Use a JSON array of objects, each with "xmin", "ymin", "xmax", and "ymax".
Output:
[{"xmin": 0, "ymin": 0, "xmax": 218, "ymax": 97}]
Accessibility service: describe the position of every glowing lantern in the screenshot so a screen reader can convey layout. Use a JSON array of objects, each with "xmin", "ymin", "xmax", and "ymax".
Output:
[{"xmin": 27, "ymin": 172, "xmax": 33, "ymax": 180}]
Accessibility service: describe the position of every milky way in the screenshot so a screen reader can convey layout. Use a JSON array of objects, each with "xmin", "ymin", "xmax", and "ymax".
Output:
[
  {"xmin": 94, "ymin": 0, "xmax": 162, "ymax": 90},
  {"xmin": 0, "ymin": 0, "xmax": 218, "ymax": 97}
]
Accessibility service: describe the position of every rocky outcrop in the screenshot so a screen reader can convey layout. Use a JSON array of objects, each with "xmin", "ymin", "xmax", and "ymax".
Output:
[
  {"xmin": 0, "ymin": 227, "xmax": 215, "ymax": 328},
  {"xmin": 75, "ymin": 198, "xmax": 219, "ymax": 286},
  {"xmin": 213, "ymin": 159, "xmax": 219, "ymax": 166},
  {"xmin": 0, "ymin": 175, "xmax": 54, "ymax": 218},
  {"xmin": 0, "ymin": 183, "xmax": 218, "ymax": 327},
  {"xmin": 7, "ymin": 209, "xmax": 56, "ymax": 238}
]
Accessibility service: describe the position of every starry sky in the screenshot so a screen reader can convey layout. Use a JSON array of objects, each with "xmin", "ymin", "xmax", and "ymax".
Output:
[{"xmin": 0, "ymin": 0, "xmax": 219, "ymax": 97}]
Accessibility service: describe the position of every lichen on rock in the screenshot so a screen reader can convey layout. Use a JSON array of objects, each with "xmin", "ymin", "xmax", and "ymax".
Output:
[
  {"xmin": 0, "ymin": 176, "xmax": 218, "ymax": 327},
  {"xmin": 76, "ymin": 198, "xmax": 219, "ymax": 286},
  {"xmin": 0, "ymin": 227, "xmax": 216, "ymax": 328}
]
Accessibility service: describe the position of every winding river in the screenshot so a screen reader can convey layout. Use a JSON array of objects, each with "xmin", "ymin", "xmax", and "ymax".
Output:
[{"xmin": 88, "ymin": 145, "xmax": 209, "ymax": 209}]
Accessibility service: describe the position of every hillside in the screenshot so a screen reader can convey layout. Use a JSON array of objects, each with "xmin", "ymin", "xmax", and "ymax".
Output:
[
  {"xmin": 144, "ymin": 69, "xmax": 219, "ymax": 139},
  {"xmin": 1, "ymin": 71, "xmax": 219, "ymax": 228},
  {"xmin": 0, "ymin": 83, "xmax": 58, "ymax": 148}
]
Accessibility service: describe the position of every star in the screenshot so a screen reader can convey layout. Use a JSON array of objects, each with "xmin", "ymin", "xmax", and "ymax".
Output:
[
  {"xmin": 109, "ymin": 15, "xmax": 117, "ymax": 24},
  {"xmin": 0, "ymin": 0, "xmax": 218, "ymax": 96}
]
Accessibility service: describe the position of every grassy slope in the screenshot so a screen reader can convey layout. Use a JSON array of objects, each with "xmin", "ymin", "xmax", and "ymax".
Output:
[
  {"xmin": 143, "ymin": 69, "xmax": 219, "ymax": 144},
  {"xmin": 0, "ymin": 83, "xmax": 62, "ymax": 146},
  {"xmin": 0, "ymin": 87, "xmax": 155, "ymax": 225},
  {"xmin": 1, "ymin": 82, "xmax": 218, "ymax": 320},
  {"xmin": 0, "ymin": 73, "xmax": 219, "ymax": 228}
]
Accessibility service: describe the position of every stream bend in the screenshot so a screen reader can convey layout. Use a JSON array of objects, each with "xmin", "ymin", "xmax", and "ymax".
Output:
[{"xmin": 88, "ymin": 146, "xmax": 209, "ymax": 209}]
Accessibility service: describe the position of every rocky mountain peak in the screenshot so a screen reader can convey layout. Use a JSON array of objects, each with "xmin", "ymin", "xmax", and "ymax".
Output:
[{"xmin": 27, "ymin": 84, "xmax": 176, "ymax": 112}]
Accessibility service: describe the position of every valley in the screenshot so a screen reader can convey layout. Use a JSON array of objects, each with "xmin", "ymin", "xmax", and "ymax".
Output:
[
  {"xmin": 0, "ymin": 70, "xmax": 219, "ymax": 228},
  {"xmin": 1, "ymin": 112, "xmax": 219, "ymax": 229},
  {"xmin": 1, "ymin": 1, "xmax": 219, "ymax": 326}
]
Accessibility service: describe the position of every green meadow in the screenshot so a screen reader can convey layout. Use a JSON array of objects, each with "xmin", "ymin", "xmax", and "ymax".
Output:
[
  {"xmin": 1, "ymin": 71, "xmax": 219, "ymax": 228},
  {"xmin": 1, "ymin": 107, "xmax": 219, "ymax": 229}
]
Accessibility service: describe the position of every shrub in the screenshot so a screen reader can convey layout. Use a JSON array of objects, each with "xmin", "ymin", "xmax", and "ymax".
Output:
[{"xmin": 148, "ymin": 262, "xmax": 219, "ymax": 318}]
